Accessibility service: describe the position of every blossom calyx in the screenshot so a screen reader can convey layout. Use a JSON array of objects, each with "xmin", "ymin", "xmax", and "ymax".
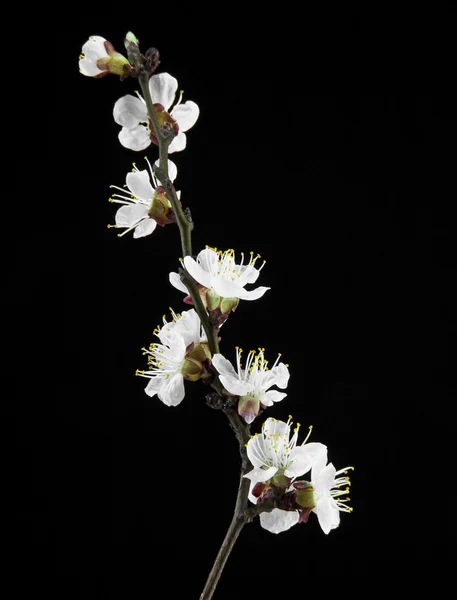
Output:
[
  {"xmin": 181, "ymin": 342, "xmax": 212, "ymax": 382},
  {"xmin": 293, "ymin": 481, "xmax": 316, "ymax": 509},
  {"xmin": 79, "ymin": 36, "xmax": 133, "ymax": 79},
  {"xmin": 147, "ymin": 186, "xmax": 175, "ymax": 226}
]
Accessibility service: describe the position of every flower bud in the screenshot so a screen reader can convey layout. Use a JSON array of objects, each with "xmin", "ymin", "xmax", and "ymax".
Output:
[{"xmin": 79, "ymin": 36, "xmax": 133, "ymax": 79}]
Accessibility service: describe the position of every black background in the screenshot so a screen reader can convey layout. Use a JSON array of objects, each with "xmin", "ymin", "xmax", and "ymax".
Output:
[{"xmin": 15, "ymin": 13, "xmax": 455, "ymax": 599}]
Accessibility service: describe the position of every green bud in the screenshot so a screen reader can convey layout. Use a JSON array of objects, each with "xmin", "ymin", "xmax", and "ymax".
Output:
[{"xmin": 125, "ymin": 31, "xmax": 139, "ymax": 45}]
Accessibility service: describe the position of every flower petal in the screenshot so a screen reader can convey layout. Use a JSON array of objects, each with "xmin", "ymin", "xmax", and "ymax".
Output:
[
  {"xmin": 82, "ymin": 36, "xmax": 107, "ymax": 54},
  {"xmin": 262, "ymin": 417, "xmax": 290, "ymax": 438},
  {"xmin": 310, "ymin": 448, "xmax": 330, "ymax": 484},
  {"xmin": 243, "ymin": 466, "xmax": 278, "ymax": 482},
  {"xmin": 196, "ymin": 248, "xmax": 218, "ymax": 273},
  {"xmin": 271, "ymin": 363, "xmax": 290, "ymax": 389},
  {"xmin": 172, "ymin": 309, "xmax": 201, "ymax": 347},
  {"xmin": 284, "ymin": 446, "xmax": 315, "ymax": 478},
  {"xmin": 314, "ymin": 497, "xmax": 340, "ymax": 534},
  {"xmin": 260, "ymin": 509, "xmax": 300, "ymax": 534},
  {"xmin": 148, "ymin": 73, "xmax": 178, "ymax": 111},
  {"xmin": 171, "ymin": 100, "xmax": 200, "ymax": 132},
  {"xmin": 168, "ymin": 132, "xmax": 187, "ymax": 153},
  {"xmin": 115, "ymin": 204, "xmax": 149, "ymax": 227},
  {"xmin": 113, "ymin": 95, "xmax": 147, "ymax": 128},
  {"xmin": 219, "ymin": 374, "xmax": 251, "ymax": 396},
  {"xmin": 183, "ymin": 256, "xmax": 212, "ymax": 289},
  {"xmin": 169, "ymin": 271, "xmax": 188, "ymax": 294},
  {"xmin": 133, "ymin": 219, "xmax": 157, "ymax": 238},
  {"xmin": 261, "ymin": 390, "xmax": 287, "ymax": 406},
  {"xmin": 211, "ymin": 354, "xmax": 238, "ymax": 379},
  {"xmin": 119, "ymin": 125, "xmax": 151, "ymax": 151},
  {"xmin": 157, "ymin": 373, "xmax": 185, "ymax": 407},
  {"xmin": 79, "ymin": 57, "xmax": 104, "ymax": 76},
  {"xmin": 211, "ymin": 277, "xmax": 269, "ymax": 300},
  {"xmin": 144, "ymin": 376, "xmax": 162, "ymax": 397},
  {"xmin": 126, "ymin": 169, "xmax": 155, "ymax": 200},
  {"xmin": 315, "ymin": 462, "xmax": 337, "ymax": 494}
]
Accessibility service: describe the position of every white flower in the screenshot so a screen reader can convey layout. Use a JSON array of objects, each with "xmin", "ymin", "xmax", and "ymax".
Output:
[
  {"xmin": 212, "ymin": 348, "xmax": 289, "ymax": 423},
  {"xmin": 244, "ymin": 417, "xmax": 327, "ymax": 484},
  {"xmin": 113, "ymin": 72, "xmax": 200, "ymax": 152},
  {"xmin": 108, "ymin": 157, "xmax": 179, "ymax": 238},
  {"xmin": 136, "ymin": 309, "xmax": 205, "ymax": 406},
  {"xmin": 79, "ymin": 35, "xmax": 130, "ymax": 78},
  {"xmin": 308, "ymin": 454, "xmax": 354, "ymax": 535},
  {"xmin": 258, "ymin": 450, "xmax": 354, "ymax": 535},
  {"xmin": 169, "ymin": 247, "xmax": 269, "ymax": 301}
]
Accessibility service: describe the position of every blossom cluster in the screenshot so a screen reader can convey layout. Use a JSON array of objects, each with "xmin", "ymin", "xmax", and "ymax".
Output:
[{"xmin": 80, "ymin": 32, "xmax": 353, "ymax": 538}]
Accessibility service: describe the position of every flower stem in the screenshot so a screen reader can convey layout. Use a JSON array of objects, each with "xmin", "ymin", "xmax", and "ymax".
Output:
[
  {"xmin": 138, "ymin": 72, "xmax": 219, "ymax": 357},
  {"xmin": 200, "ymin": 460, "xmax": 251, "ymax": 599}
]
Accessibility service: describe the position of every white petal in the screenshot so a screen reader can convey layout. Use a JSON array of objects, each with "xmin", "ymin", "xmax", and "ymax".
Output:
[
  {"xmin": 261, "ymin": 390, "xmax": 287, "ymax": 406},
  {"xmin": 211, "ymin": 278, "xmax": 269, "ymax": 300},
  {"xmin": 238, "ymin": 264, "xmax": 261, "ymax": 285},
  {"xmin": 237, "ymin": 286, "xmax": 270, "ymax": 300},
  {"xmin": 168, "ymin": 131, "xmax": 187, "ymax": 153},
  {"xmin": 284, "ymin": 446, "xmax": 314, "ymax": 478},
  {"xmin": 262, "ymin": 417, "xmax": 290, "ymax": 438},
  {"xmin": 314, "ymin": 497, "xmax": 340, "ymax": 534},
  {"xmin": 183, "ymin": 256, "xmax": 212, "ymax": 289},
  {"xmin": 196, "ymin": 248, "xmax": 218, "ymax": 273},
  {"xmin": 171, "ymin": 101, "xmax": 200, "ymax": 132},
  {"xmin": 248, "ymin": 480, "xmax": 258, "ymax": 505},
  {"xmin": 169, "ymin": 271, "xmax": 188, "ymax": 294},
  {"xmin": 243, "ymin": 466, "xmax": 278, "ymax": 482},
  {"xmin": 115, "ymin": 204, "xmax": 149, "ymax": 227},
  {"xmin": 148, "ymin": 72, "xmax": 178, "ymax": 111},
  {"xmin": 118, "ymin": 125, "xmax": 151, "ymax": 151},
  {"xmin": 82, "ymin": 36, "xmax": 107, "ymax": 55},
  {"xmin": 133, "ymin": 219, "xmax": 157, "ymax": 238},
  {"xmin": 173, "ymin": 309, "xmax": 201, "ymax": 347},
  {"xmin": 113, "ymin": 95, "xmax": 147, "ymax": 128},
  {"xmin": 126, "ymin": 170, "xmax": 154, "ymax": 200},
  {"xmin": 154, "ymin": 159, "xmax": 178, "ymax": 183},
  {"xmin": 271, "ymin": 363, "xmax": 290, "ymax": 389},
  {"xmin": 144, "ymin": 376, "xmax": 162, "ymax": 397},
  {"xmin": 260, "ymin": 509, "xmax": 300, "ymax": 534},
  {"xmin": 79, "ymin": 57, "xmax": 104, "ymax": 76},
  {"xmin": 311, "ymin": 447, "xmax": 329, "ymax": 482},
  {"xmin": 211, "ymin": 354, "xmax": 238, "ymax": 379},
  {"xmin": 315, "ymin": 462, "xmax": 337, "ymax": 494},
  {"xmin": 210, "ymin": 278, "xmax": 245, "ymax": 299},
  {"xmin": 157, "ymin": 373, "xmax": 185, "ymax": 407},
  {"xmin": 219, "ymin": 374, "xmax": 252, "ymax": 396}
]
